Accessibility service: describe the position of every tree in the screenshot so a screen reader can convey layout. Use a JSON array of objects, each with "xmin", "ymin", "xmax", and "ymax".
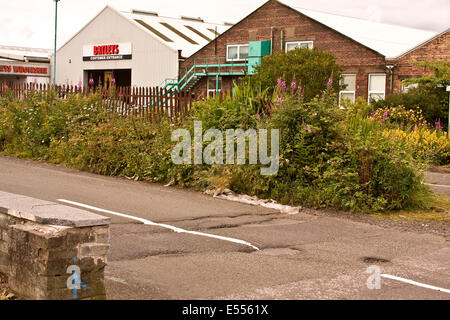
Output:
[{"xmin": 248, "ymin": 47, "xmax": 343, "ymax": 101}]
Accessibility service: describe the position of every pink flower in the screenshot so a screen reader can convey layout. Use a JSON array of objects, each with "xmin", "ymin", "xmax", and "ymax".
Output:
[
  {"xmin": 414, "ymin": 124, "xmax": 418, "ymax": 131},
  {"xmin": 277, "ymin": 78, "xmax": 282, "ymax": 87},
  {"xmin": 277, "ymin": 97, "xmax": 282, "ymax": 105},
  {"xmin": 3, "ymin": 84, "xmax": 8, "ymax": 90},
  {"xmin": 435, "ymin": 119, "xmax": 443, "ymax": 131},
  {"xmin": 327, "ymin": 76, "xmax": 333, "ymax": 88},
  {"xmin": 111, "ymin": 78, "xmax": 116, "ymax": 84},
  {"xmin": 291, "ymin": 81, "xmax": 296, "ymax": 89},
  {"xmin": 302, "ymin": 120, "xmax": 307, "ymax": 132},
  {"xmin": 383, "ymin": 111, "xmax": 388, "ymax": 118},
  {"xmin": 88, "ymin": 78, "xmax": 94, "ymax": 86},
  {"xmin": 24, "ymin": 103, "xmax": 28, "ymax": 107},
  {"xmin": 55, "ymin": 97, "xmax": 60, "ymax": 101},
  {"xmin": 20, "ymin": 95, "xmax": 24, "ymax": 100}
]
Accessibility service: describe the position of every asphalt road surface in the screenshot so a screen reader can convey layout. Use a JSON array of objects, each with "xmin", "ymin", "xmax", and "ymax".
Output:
[{"xmin": 0, "ymin": 155, "xmax": 449, "ymax": 300}]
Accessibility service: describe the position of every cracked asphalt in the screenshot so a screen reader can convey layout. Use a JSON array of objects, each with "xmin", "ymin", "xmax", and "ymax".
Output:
[{"xmin": 0, "ymin": 155, "xmax": 449, "ymax": 300}]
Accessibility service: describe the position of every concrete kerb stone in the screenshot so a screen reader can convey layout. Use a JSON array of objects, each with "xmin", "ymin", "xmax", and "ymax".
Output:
[{"xmin": 0, "ymin": 191, "xmax": 110, "ymax": 227}]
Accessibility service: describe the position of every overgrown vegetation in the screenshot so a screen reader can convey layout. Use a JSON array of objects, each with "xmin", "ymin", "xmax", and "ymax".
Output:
[
  {"xmin": 372, "ymin": 61, "xmax": 450, "ymax": 129},
  {"xmin": 0, "ymin": 54, "xmax": 446, "ymax": 214},
  {"xmin": 0, "ymin": 80, "xmax": 438, "ymax": 213}
]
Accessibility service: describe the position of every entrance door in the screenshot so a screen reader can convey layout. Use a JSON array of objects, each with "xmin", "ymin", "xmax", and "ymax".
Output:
[{"xmin": 104, "ymin": 71, "xmax": 113, "ymax": 89}]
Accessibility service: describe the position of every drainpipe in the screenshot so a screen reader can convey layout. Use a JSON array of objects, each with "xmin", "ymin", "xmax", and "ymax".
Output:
[
  {"xmin": 270, "ymin": 27, "xmax": 274, "ymax": 55},
  {"xmin": 280, "ymin": 30, "xmax": 284, "ymax": 52},
  {"xmin": 386, "ymin": 65, "xmax": 394, "ymax": 95}
]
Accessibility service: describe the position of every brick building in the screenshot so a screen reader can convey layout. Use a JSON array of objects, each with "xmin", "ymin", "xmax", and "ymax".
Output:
[
  {"xmin": 388, "ymin": 28, "xmax": 450, "ymax": 93},
  {"xmin": 174, "ymin": 0, "xmax": 445, "ymax": 102}
]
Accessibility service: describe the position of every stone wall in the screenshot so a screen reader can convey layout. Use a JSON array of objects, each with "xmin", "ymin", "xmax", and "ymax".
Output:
[{"xmin": 0, "ymin": 191, "xmax": 110, "ymax": 300}]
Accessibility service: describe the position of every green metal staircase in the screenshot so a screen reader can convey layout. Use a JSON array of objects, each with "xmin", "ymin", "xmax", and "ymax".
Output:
[
  {"xmin": 160, "ymin": 40, "xmax": 272, "ymax": 93},
  {"xmin": 160, "ymin": 57, "xmax": 249, "ymax": 92}
]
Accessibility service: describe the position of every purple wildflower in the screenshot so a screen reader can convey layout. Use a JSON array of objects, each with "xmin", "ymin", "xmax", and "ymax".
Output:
[
  {"xmin": 55, "ymin": 97, "xmax": 60, "ymax": 101},
  {"xmin": 24, "ymin": 103, "xmax": 28, "ymax": 107},
  {"xmin": 370, "ymin": 112, "xmax": 376, "ymax": 118},
  {"xmin": 88, "ymin": 78, "xmax": 94, "ymax": 86},
  {"xmin": 111, "ymin": 78, "xmax": 116, "ymax": 84},
  {"xmin": 291, "ymin": 81, "xmax": 296, "ymax": 89},
  {"xmin": 277, "ymin": 78, "xmax": 282, "ymax": 87},
  {"xmin": 302, "ymin": 120, "xmax": 307, "ymax": 132},
  {"xmin": 435, "ymin": 119, "xmax": 443, "ymax": 131},
  {"xmin": 327, "ymin": 73, "xmax": 333, "ymax": 88},
  {"xmin": 19, "ymin": 95, "xmax": 24, "ymax": 101},
  {"xmin": 277, "ymin": 97, "xmax": 282, "ymax": 105},
  {"xmin": 3, "ymin": 84, "xmax": 8, "ymax": 90},
  {"xmin": 383, "ymin": 111, "xmax": 388, "ymax": 118},
  {"xmin": 281, "ymin": 81, "xmax": 286, "ymax": 89}
]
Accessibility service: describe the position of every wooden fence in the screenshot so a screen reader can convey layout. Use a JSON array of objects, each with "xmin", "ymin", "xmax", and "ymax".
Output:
[{"xmin": 0, "ymin": 83, "xmax": 196, "ymax": 122}]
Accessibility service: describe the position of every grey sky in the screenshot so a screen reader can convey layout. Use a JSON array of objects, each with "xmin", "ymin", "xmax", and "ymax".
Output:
[{"xmin": 1, "ymin": 0, "xmax": 449, "ymax": 49}]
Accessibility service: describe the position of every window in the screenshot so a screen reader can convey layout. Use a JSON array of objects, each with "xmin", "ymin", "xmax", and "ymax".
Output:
[
  {"xmin": 226, "ymin": 44, "xmax": 248, "ymax": 61},
  {"xmin": 207, "ymin": 76, "xmax": 222, "ymax": 97},
  {"xmin": 401, "ymin": 81, "xmax": 418, "ymax": 93},
  {"xmin": 368, "ymin": 74, "xmax": 386, "ymax": 102},
  {"xmin": 286, "ymin": 41, "xmax": 313, "ymax": 52},
  {"xmin": 339, "ymin": 74, "xmax": 356, "ymax": 105}
]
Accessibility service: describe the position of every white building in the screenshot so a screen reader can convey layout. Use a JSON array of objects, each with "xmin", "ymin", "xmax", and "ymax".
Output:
[
  {"xmin": 0, "ymin": 45, "xmax": 51, "ymax": 85},
  {"xmin": 55, "ymin": 6, "xmax": 230, "ymax": 88}
]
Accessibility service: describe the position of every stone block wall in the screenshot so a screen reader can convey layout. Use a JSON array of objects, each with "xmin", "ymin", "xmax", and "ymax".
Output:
[{"xmin": 0, "ymin": 191, "xmax": 110, "ymax": 300}]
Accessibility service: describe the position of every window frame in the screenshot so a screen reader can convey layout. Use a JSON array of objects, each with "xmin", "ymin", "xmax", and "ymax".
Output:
[
  {"xmin": 285, "ymin": 41, "xmax": 314, "ymax": 52},
  {"xmin": 339, "ymin": 74, "xmax": 357, "ymax": 105},
  {"xmin": 368, "ymin": 73, "xmax": 387, "ymax": 103},
  {"xmin": 226, "ymin": 44, "xmax": 249, "ymax": 62}
]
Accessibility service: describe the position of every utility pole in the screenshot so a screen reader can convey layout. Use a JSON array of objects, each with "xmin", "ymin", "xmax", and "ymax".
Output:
[{"xmin": 53, "ymin": 0, "xmax": 60, "ymax": 85}]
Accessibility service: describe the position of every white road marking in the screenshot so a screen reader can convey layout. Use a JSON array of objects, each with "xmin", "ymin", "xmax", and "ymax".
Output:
[
  {"xmin": 57, "ymin": 199, "xmax": 260, "ymax": 251},
  {"xmin": 381, "ymin": 274, "xmax": 450, "ymax": 294},
  {"xmin": 105, "ymin": 276, "xmax": 128, "ymax": 285},
  {"xmin": 425, "ymin": 183, "xmax": 450, "ymax": 188}
]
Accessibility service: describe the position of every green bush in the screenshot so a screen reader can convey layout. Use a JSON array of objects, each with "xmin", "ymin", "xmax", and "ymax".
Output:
[{"xmin": 248, "ymin": 47, "xmax": 343, "ymax": 101}]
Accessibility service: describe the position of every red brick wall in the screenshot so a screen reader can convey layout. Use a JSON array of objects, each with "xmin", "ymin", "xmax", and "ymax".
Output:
[
  {"xmin": 181, "ymin": 0, "xmax": 388, "ymax": 101},
  {"xmin": 391, "ymin": 29, "xmax": 450, "ymax": 93}
]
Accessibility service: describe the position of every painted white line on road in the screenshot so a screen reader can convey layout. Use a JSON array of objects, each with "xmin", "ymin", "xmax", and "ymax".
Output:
[
  {"xmin": 425, "ymin": 183, "xmax": 450, "ymax": 188},
  {"xmin": 57, "ymin": 199, "xmax": 260, "ymax": 251},
  {"xmin": 381, "ymin": 274, "xmax": 450, "ymax": 294}
]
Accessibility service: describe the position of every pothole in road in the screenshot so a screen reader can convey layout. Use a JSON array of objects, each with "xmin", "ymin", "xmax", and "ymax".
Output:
[{"xmin": 362, "ymin": 256, "xmax": 391, "ymax": 264}]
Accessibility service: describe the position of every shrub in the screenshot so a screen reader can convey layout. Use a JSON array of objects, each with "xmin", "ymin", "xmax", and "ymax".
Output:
[{"xmin": 249, "ymin": 47, "xmax": 343, "ymax": 101}]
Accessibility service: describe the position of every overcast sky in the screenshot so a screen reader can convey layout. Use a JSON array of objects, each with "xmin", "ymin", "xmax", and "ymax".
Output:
[{"xmin": 1, "ymin": 0, "xmax": 449, "ymax": 49}]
